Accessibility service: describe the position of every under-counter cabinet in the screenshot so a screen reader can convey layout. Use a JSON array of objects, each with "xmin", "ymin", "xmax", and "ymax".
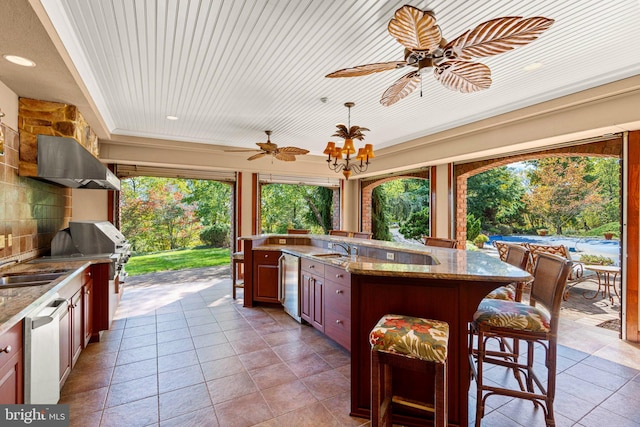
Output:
[
  {"xmin": 253, "ymin": 251, "xmax": 281, "ymax": 303},
  {"xmin": 0, "ymin": 321, "xmax": 24, "ymax": 404},
  {"xmin": 59, "ymin": 267, "xmax": 90, "ymax": 389},
  {"xmin": 323, "ymin": 265, "xmax": 351, "ymax": 351},
  {"xmin": 301, "ymin": 259, "xmax": 325, "ymax": 332}
]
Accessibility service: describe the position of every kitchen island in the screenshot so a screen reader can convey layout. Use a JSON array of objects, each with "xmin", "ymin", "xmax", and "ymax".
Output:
[{"xmin": 240, "ymin": 234, "xmax": 532, "ymax": 427}]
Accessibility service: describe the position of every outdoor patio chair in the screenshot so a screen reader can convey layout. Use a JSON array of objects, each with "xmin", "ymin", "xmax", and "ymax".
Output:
[{"xmin": 525, "ymin": 243, "xmax": 585, "ymax": 300}]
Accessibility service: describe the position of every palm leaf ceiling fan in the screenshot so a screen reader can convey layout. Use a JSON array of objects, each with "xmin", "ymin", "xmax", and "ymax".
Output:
[
  {"xmin": 225, "ymin": 130, "xmax": 309, "ymax": 162},
  {"xmin": 326, "ymin": 4, "xmax": 554, "ymax": 106}
]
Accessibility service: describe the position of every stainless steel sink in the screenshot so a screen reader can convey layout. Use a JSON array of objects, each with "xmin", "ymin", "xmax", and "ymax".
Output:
[
  {"xmin": 0, "ymin": 271, "xmax": 68, "ymax": 288},
  {"xmin": 312, "ymin": 253, "xmax": 345, "ymax": 258}
]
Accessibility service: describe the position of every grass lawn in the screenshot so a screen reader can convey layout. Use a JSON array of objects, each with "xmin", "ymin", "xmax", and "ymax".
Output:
[{"xmin": 126, "ymin": 247, "xmax": 230, "ymax": 276}]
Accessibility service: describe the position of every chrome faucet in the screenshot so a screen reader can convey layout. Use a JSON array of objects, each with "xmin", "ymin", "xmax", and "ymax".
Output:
[{"xmin": 333, "ymin": 242, "xmax": 358, "ymax": 257}]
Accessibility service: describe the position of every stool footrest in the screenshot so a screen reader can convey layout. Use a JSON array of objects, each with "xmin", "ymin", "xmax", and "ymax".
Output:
[{"xmin": 392, "ymin": 396, "xmax": 435, "ymax": 413}]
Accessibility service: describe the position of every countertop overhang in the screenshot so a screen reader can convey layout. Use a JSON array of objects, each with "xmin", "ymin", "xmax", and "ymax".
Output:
[{"xmin": 242, "ymin": 234, "xmax": 533, "ymax": 282}]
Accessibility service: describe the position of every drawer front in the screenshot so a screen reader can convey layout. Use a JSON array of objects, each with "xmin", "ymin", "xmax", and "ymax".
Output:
[
  {"xmin": 325, "ymin": 280, "xmax": 350, "ymax": 317},
  {"xmin": 324, "ymin": 266, "xmax": 350, "ymax": 287},
  {"xmin": 0, "ymin": 322, "xmax": 23, "ymax": 369},
  {"xmin": 301, "ymin": 258, "xmax": 325, "ymax": 276},
  {"xmin": 254, "ymin": 250, "xmax": 280, "ymax": 264},
  {"xmin": 325, "ymin": 308, "xmax": 351, "ymax": 351}
]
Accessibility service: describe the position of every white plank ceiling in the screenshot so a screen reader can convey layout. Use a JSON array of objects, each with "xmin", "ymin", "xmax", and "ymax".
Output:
[{"xmin": 39, "ymin": 0, "xmax": 640, "ymax": 154}]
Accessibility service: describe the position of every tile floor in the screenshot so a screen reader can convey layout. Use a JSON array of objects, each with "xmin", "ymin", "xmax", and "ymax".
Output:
[{"xmin": 59, "ymin": 266, "xmax": 640, "ymax": 427}]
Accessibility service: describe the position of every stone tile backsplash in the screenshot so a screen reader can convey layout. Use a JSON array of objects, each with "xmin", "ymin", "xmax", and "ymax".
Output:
[{"xmin": 0, "ymin": 123, "xmax": 70, "ymax": 262}]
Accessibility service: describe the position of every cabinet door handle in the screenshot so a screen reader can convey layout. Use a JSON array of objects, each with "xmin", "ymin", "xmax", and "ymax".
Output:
[
  {"xmin": 335, "ymin": 289, "xmax": 343, "ymax": 294},
  {"xmin": 264, "ymin": 254, "xmax": 269, "ymax": 258},
  {"xmin": 310, "ymin": 265, "xmax": 315, "ymax": 269},
  {"xmin": 336, "ymin": 274, "xmax": 343, "ymax": 278},
  {"xmin": 335, "ymin": 320, "xmax": 342, "ymax": 324},
  {"xmin": 1, "ymin": 345, "xmax": 11, "ymax": 354}
]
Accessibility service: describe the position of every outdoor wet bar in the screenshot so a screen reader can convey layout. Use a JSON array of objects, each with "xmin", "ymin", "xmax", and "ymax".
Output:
[{"xmin": 240, "ymin": 234, "xmax": 531, "ymax": 426}]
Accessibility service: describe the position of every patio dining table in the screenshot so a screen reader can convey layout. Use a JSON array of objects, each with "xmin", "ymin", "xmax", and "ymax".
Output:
[{"xmin": 582, "ymin": 264, "xmax": 620, "ymax": 304}]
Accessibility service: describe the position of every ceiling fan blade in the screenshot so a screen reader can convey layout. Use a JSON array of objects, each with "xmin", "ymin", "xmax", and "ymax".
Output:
[
  {"xmin": 388, "ymin": 5, "xmax": 441, "ymax": 52},
  {"xmin": 326, "ymin": 61, "xmax": 407, "ymax": 78},
  {"xmin": 380, "ymin": 70, "xmax": 421, "ymax": 107},
  {"xmin": 279, "ymin": 147, "xmax": 310, "ymax": 156},
  {"xmin": 256, "ymin": 142, "xmax": 277, "ymax": 152},
  {"xmin": 434, "ymin": 61, "xmax": 491, "ymax": 93},
  {"xmin": 247, "ymin": 153, "xmax": 267, "ymax": 161},
  {"xmin": 274, "ymin": 152, "xmax": 297, "ymax": 162},
  {"xmin": 445, "ymin": 16, "xmax": 554, "ymax": 61}
]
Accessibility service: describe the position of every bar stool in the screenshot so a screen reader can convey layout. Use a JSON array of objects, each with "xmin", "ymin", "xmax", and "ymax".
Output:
[
  {"xmin": 422, "ymin": 236, "xmax": 458, "ymax": 248},
  {"xmin": 470, "ymin": 253, "xmax": 572, "ymax": 427},
  {"xmin": 231, "ymin": 251, "xmax": 244, "ymax": 299},
  {"xmin": 369, "ymin": 314, "xmax": 449, "ymax": 427}
]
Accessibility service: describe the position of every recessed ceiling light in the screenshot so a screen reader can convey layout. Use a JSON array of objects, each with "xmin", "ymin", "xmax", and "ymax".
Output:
[
  {"xmin": 3, "ymin": 54, "xmax": 36, "ymax": 67},
  {"xmin": 523, "ymin": 62, "xmax": 543, "ymax": 72},
  {"xmin": 166, "ymin": 115, "xmax": 179, "ymax": 121}
]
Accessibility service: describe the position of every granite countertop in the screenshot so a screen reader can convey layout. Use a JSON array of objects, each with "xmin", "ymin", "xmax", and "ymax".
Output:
[
  {"xmin": 246, "ymin": 235, "xmax": 532, "ymax": 283},
  {"xmin": 0, "ymin": 256, "xmax": 113, "ymax": 336}
]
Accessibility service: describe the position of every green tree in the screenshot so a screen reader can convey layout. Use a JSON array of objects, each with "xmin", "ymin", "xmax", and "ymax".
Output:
[
  {"xmin": 398, "ymin": 207, "xmax": 429, "ymax": 240},
  {"xmin": 467, "ymin": 166, "xmax": 526, "ymax": 232},
  {"xmin": 260, "ymin": 184, "xmax": 333, "ymax": 233},
  {"xmin": 183, "ymin": 180, "xmax": 232, "ymax": 226},
  {"xmin": 525, "ymin": 157, "xmax": 602, "ymax": 234},
  {"xmin": 372, "ymin": 186, "xmax": 393, "ymax": 241},
  {"xmin": 578, "ymin": 158, "xmax": 620, "ymax": 230}
]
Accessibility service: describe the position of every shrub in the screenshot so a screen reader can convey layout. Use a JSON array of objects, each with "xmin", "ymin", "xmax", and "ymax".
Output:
[
  {"xmin": 467, "ymin": 214, "xmax": 481, "ymax": 242},
  {"xmin": 398, "ymin": 207, "xmax": 429, "ymax": 240},
  {"xmin": 473, "ymin": 233, "xmax": 489, "ymax": 246},
  {"xmin": 579, "ymin": 254, "xmax": 614, "ymax": 265},
  {"xmin": 495, "ymin": 224, "xmax": 513, "ymax": 235},
  {"xmin": 199, "ymin": 223, "xmax": 230, "ymax": 248}
]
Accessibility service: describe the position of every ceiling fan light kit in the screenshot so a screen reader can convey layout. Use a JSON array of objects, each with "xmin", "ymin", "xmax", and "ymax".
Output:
[
  {"xmin": 326, "ymin": 4, "xmax": 554, "ymax": 106},
  {"xmin": 324, "ymin": 102, "xmax": 374, "ymax": 180}
]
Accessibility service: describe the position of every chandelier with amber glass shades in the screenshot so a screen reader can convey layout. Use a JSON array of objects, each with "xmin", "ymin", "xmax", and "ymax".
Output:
[{"xmin": 323, "ymin": 102, "xmax": 374, "ymax": 180}]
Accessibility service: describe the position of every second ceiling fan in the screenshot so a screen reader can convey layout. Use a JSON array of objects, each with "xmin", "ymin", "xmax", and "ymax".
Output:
[{"xmin": 225, "ymin": 131, "xmax": 309, "ymax": 162}]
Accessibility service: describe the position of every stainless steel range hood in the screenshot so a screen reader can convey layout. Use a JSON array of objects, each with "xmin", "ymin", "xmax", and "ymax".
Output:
[{"xmin": 36, "ymin": 135, "xmax": 120, "ymax": 190}]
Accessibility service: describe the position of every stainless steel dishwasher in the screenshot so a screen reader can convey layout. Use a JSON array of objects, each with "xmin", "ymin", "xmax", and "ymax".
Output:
[
  {"xmin": 279, "ymin": 254, "xmax": 301, "ymax": 322},
  {"xmin": 24, "ymin": 293, "xmax": 68, "ymax": 404}
]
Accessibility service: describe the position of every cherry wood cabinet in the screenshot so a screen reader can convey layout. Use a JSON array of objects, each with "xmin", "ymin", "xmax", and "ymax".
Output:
[
  {"xmin": 323, "ymin": 265, "xmax": 351, "ymax": 351},
  {"xmin": 301, "ymin": 259, "xmax": 325, "ymax": 332},
  {"xmin": 90, "ymin": 262, "xmax": 114, "ymax": 340},
  {"xmin": 0, "ymin": 321, "xmax": 23, "ymax": 404},
  {"xmin": 253, "ymin": 250, "xmax": 281, "ymax": 303}
]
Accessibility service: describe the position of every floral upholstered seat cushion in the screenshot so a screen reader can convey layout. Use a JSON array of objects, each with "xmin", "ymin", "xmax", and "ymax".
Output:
[
  {"xmin": 369, "ymin": 314, "xmax": 449, "ymax": 364},
  {"xmin": 473, "ymin": 299, "xmax": 550, "ymax": 332},
  {"xmin": 485, "ymin": 285, "xmax": 516, "ymax": 301}
]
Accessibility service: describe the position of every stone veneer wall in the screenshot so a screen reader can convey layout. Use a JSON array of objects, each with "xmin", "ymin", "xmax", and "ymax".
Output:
[
  {"xmin": 18, "ymin": 97, "xmax": 98, "ymax": 177},
  {"xmin": 0, "ymin": 123, "xmax": 70, "ymax": 262}
]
